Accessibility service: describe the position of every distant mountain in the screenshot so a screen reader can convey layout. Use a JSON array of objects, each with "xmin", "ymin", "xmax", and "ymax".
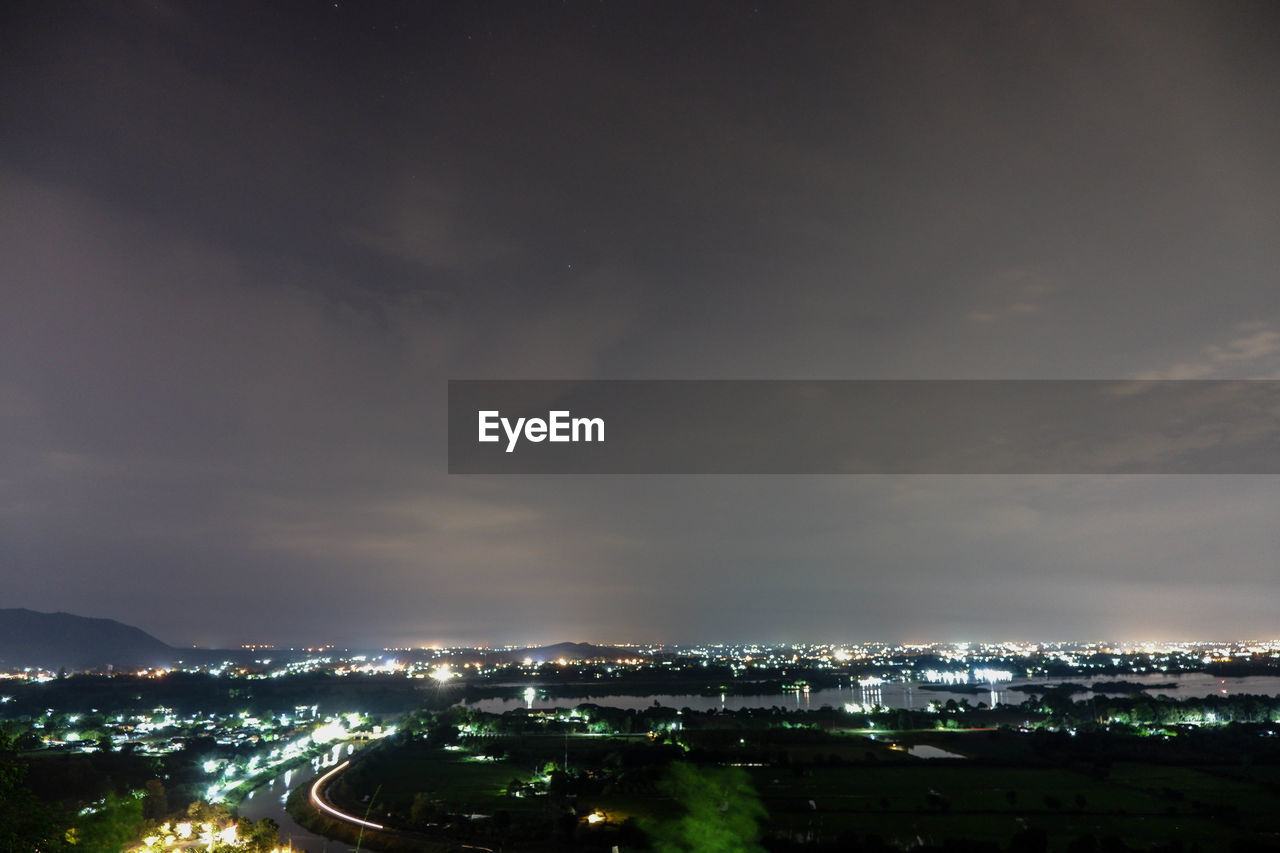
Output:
[
  {"xmin": 0, "ymin": 608, "xmax": 176, "ymax": 671},
  {"xmin": 0, "ymin": 610, "xmax": 644, "ymax": 671},
  {"xmin": 485, "ymin": 641, "xmax": 644, "ymax": 664}
]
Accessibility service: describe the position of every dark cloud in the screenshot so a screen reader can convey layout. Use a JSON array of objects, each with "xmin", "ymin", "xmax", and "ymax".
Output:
[{"xmin": 3, "ymin": 1, "xmax": 1280, "ymax": 645}]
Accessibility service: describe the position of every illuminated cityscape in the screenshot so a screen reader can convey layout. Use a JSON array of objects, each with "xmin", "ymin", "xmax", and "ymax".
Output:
[
  {"xmin": 9, "ymin": 635, "xmax": 1280, "ymax": 849},
  {"xmin": 7, "ymin": 0, "xmax": 1280, "ymax": 850}
]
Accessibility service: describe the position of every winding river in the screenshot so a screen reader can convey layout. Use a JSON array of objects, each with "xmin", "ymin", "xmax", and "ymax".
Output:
[{"xmin": 235, "ymin": 746, "xmax": 359, "ymax": 853}]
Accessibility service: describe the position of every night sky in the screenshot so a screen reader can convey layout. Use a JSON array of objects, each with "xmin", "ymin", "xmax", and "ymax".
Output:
[{"xmin": 4, "ymin": 2, "xmax": 1280, "ymax": 648}]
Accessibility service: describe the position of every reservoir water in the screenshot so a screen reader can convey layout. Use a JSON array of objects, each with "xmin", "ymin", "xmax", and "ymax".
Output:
[{"xmin": 462, "ymin": 672, "xmax": 1280, "ymax": 714}]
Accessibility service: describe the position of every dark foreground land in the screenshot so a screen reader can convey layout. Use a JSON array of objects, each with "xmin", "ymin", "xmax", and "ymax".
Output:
[
  {"xmin": 288, "ymin": 701, "xmax": 1280, "ymax": 853},
  {"xmin": 9, "ymin": 672, "xmax": 1280, "ymax": 852}
]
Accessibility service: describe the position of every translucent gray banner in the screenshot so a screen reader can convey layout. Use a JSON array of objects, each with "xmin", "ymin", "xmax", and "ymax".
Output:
[{"xmin": 448, "ymin": 380, "xmax": 1280, "ymax": 474}]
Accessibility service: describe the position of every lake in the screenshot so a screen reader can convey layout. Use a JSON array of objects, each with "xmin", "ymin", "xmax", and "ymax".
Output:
[{"xmin": 461, "ymin": 672, "xmax": 1280, "ymax": 714}]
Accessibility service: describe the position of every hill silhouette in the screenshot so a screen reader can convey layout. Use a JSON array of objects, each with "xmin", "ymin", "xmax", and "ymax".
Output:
[
  {"xmin": 485, "ymin": 641, "xmax": 644, "ymax": 663},
  {"xmin": 0, "ymin": 608, "xmax": 176, "ymax": 670}
]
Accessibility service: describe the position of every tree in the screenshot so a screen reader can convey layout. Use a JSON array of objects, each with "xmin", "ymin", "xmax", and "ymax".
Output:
[
  {"xmin": 187, "ymin": 799, "xmax": 231, "ymax": 826},
  {"xmin": 0, "ymin": 731, "xmax": 66, "ymax": 853},
  {"xmin": 644, "ymin": 762, "xmax": 766, "ymax": 853},
  {"xmin": 68, "ymin": 793, "xmax": 142, "ymax": 853},
  {"xmin": 142, "ymin": 779, "xmax": 168, "ymax": 821},
  {"xmin": 241, "ymin": 817, "xmax": 280, "ymax": 853},
  {"xmin": 410, "ymin": 792, "xmax": 439, "ymax": 827},
  {"xmin": 14, "ymin": 731, "xmax": 42, "ymax": 752}
]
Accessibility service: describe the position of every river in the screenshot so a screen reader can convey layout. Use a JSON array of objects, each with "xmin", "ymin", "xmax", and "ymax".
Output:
[{"xmin": 235, "ymin": 743, "xmax": 360, "ymax": 853}]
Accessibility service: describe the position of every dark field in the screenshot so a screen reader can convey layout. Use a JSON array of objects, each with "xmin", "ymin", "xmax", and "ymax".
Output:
[{"xmin": 308, "ymin": 721, "xmax": 1280, "ymax": 852}]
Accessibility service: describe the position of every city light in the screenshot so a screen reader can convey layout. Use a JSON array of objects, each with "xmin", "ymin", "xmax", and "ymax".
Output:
[{"xmin": 973, "ymin": 668, "xmax": 1014, "ymax": 683}]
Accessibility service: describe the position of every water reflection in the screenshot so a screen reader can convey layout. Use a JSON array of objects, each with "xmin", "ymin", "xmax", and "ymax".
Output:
[
  {"xmin": 788, "ymin": 682, "xmax": 811, "ymax": 709},
  {"xmin": 464, "ymin": 673, "xmax": 1280, "ymax": 715},
  {"xmin": 858, "ymin": 677, "xmax": 883, "ymax": 710},
  {"xmin": 236, "ymin": 766, "xmax": 357, "ymax": 852}
]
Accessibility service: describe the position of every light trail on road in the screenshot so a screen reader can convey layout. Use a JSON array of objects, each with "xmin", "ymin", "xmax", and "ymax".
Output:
[{"xmin": 309, "ymin": 760, "xmax": 384, "ymax": 830}]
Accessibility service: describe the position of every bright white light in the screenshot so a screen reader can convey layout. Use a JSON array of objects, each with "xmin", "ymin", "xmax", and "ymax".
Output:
[
  {"xmin": 974, "ymin": 668, "xmax": 1013, "ymax": 683},
  {"xmin": 922, "ymin": 670, "xmax": 969, "ymax": 685},
  {"xmin": 311, "ymin": 722, "xmax": 345, "ymax": 744},
  {"xmin": 430, "ymin": 664, "xmax": 455, "ymax": 683}
]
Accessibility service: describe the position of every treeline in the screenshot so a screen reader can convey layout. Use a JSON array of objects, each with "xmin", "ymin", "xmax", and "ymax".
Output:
[
  {"xmin": 401, "ymin": 702, "xmax": 894, "ymax": 741},
  {"xmin": 0, "ymin": 671, "xmax": 428, "ymax": 717},
  {"xmin": 2, "ymin": 732, "xmax": 291, "ymax": 853},
  {"xmin": 1, "ymin": 731, "xmax": 145, "ymax": 852},
  {"xmin": 1022, "ymin": 690, "xmax": 1280, "ymax": 727}
]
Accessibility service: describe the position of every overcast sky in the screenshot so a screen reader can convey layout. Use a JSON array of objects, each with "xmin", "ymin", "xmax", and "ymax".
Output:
[{"xmin": 4, "ymin": 1, "xmax": 1280, "ymax": 648}]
